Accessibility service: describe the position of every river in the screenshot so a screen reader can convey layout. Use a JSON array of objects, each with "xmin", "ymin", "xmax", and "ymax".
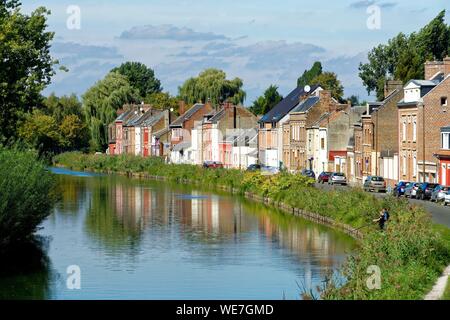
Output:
[{"xmin": 0, "ymin": 168, "xmax": 356, "ymax": 300}]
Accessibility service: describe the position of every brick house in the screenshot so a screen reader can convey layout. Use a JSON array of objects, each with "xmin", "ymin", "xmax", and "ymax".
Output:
[
  {"xmin": 435, "ymin": 126, "xmax": 450, "ymax": 185},
  {"xmin": 258, "ymin": 85, "xmax": 322, "ymax": 168},
  {"xmin": 169, "ymin": 102, "xmax": 213, "ymax": 164},
  {"xmin": 282, "ymin": 90, "xmax": 347, "ymax": 172},
  {"xmin": 201, "ymin": 103, "xmax": 258, "ymax": 166},
  {"xmin": 398, "ymin": 58, "xmax": 450, "ymax": 183}
]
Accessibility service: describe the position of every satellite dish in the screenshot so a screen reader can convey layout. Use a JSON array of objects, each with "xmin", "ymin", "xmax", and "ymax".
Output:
[{"xmin": 304, "ymin": 85, "xmax": 311, "ymax": 93}]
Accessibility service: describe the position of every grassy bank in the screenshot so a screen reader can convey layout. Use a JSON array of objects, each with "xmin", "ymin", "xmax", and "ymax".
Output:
[
  {"xmin": 54, "ymin": 152, "xmax": 450, "ymax": 300},
  {"xmin": 444, "ymin": 278, "xmax": 450, "ymax": 300},
  {"xmin": 0, "ymin": 148, "xmax": 56, "ymax": 254}
]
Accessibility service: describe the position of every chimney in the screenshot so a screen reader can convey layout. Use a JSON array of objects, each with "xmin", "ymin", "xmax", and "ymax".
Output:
[
  {"xmin": 178, "ymin": 100, "xmax": 186, "ymax": 116},
  {"xmin": 424, "ymin": 59, "xmax": 450, "ymax": 80},
  {"xmin": 384, "ymin": 80, "xmax": 403, "ymax": 99},
  {"xmin": 205, "ymin": 98, "xmax": 212, "ymax": 112},
  {"xmin": 319, "ymin": 90, "xmax": 336, "ymax": 112},
  {"xmin": 444, "ymin": 57, "xmax": 450, "ymax": 78}
]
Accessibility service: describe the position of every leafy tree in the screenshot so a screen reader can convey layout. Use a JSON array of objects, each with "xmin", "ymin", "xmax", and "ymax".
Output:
[
  {"xmin": 18, "ymin": 110, "xmax": 61, "ymax": 156},
  {"xmin": 359, "ymin": 10, "xmax": 449, "ymax": 100},
  {"xmin": 178, "ymin": 68, "xmax": 246, "ymax": 106},
  {"xmin": 111, "ymin": 62, "xmax": 162, "ymax": 98},
  {"xmin": 310, "ymin": 72, "xmax": 344, "ymax": 101},
  {"xmin": 83, "ymin": 72, "xmax": 139, "ymax": 152},
  {"xmin": 145, "ymin": 92, "xmax": 179, "ymax": 112},
  {"xmin": 249, "ymin": 85, "xmax": 283, "ymax": 115},
  {"xmin": 59, "ymin": 115, "xmax": 89, "ymax": 151},
  {"xmin": 0, "ymin": 1, "xmax": 56, "ymax": 142},
  {"xmin": 297, "ymin": 62, "xmax": 323, "ymax": 88},
  {"xmin": 43, "ymin": 93, "xmax": 84, "ymax": 122}
]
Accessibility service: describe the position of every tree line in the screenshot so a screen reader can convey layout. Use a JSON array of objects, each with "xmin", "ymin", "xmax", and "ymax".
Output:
[{"xmin": 1, "ymin": 1, "xmax": 448, "ymax": 156}]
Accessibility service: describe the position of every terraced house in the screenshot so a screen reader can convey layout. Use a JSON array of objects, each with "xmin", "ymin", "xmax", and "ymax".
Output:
[
  {"xmin": 258, "ymin": 85, "xmax": 322, "ymax": 168},
  {"xmin": 281, "ymin": 90, "xmax": 349, "ymax": 172},
  {"xmin": 398, "ymin": 57, "xmax": 450, "ymax": 183}
]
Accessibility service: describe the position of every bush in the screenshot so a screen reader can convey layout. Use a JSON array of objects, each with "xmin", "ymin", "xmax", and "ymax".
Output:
[{"xmin": 0, "ymin": 148, "xmax": 56, "ymax": 253}]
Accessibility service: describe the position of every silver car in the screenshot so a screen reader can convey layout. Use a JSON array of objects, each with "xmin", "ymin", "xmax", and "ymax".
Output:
[
  {"xmin": 329, "ymin": 172, "xmax": 347, "ymax": 185},
  {"xmin": 444, "ymin": 193, "xmax": 450, "ymax": 206},
  {"xmin": 430, "ymin": 185, "xmax": 448, "ymax": 203},
  {"xmin": 404, "ymin": 182, "xmax": 420, "ymax": 198}
]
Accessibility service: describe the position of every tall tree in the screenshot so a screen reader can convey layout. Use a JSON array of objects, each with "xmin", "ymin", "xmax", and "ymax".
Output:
[
  {"xmin": 144, "ymin": 92, "xmax": 179, "ymax": 112},
  {"xmin": 0, "ymin": 1, "xmax": 56, "ymax": 142},
  {"xmin": 297, "ymin": 62, "xmax": 323, "ymax": 88},
  {"xmin": 178, "ymin": 68, "xmax": 246, "ymax": 106},
  {"xmin": 83, "ymin": 72, "xmax": 139, "ymax": 152},
  {"xmin": 43, "ymin": 93, "xmax": 84, "ymax": 122},
  {"xmin": 359, "ymin": 10, "xmax": 449, "ymax": 100},
  {"xmin": 310, "ymin": 72, "xmax": 344, "ymax": 101},
  {"xmin": 111, "ymin": 62, "xmax": 162, "ymax": 99},
  {"xmin": 249, "ymin": 85, "xmax": 283, "ymax": 115}
]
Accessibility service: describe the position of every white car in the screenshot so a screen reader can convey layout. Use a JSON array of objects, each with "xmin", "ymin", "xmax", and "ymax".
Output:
[{"xmin": 444, "ymin": 193, "xmax": 450, "ymax": 206}]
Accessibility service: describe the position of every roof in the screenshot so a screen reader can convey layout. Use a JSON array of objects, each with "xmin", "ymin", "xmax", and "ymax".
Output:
[
  {"xmin": 141, "ymin": 111, "xmax": 165, "ymax": 127},
  {"xmin": 291, "ymin": 96, "xmax": 320, "ymax": 113},
  {"xmin": 407, "ymin": 79, "xmax": 439, "ymax": 87},
  {"xmin": 260, "ymin": 85, "xmax": 321, "ymax": 123},
  {"xmin": 207, "ymin": 108, "xmax": 225, "ymax": 123},
  {"xmin": 170, "ymin": 103, "xmax": 205, "ymax": 128},
  {"xmin": 153, "ymin": 127, "xmax": 170, "ymax": 138}
]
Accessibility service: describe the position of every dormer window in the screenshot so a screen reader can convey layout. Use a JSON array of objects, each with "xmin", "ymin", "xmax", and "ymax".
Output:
[{"xmin": 441, "ymin": 97, "xmax": 448, "ymax": 107}]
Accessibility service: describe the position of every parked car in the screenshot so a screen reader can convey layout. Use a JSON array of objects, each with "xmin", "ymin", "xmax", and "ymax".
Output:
[
  {"xmin": 393, "ymin": 181, "xmax": 411, "ymax": 197},
  {"xmin": 203, "ymin": 161, "xmax": 224, "ymax": 169},
  {"xmin": 416, "ymin": 183, "xmax": 439, "ymax": 200},
  {"xmin": 444, "ymin": 193, "xmax": 450, "ymax": 206},
  {"xmin": 430, "ymin": 185, "xmax": 448, "ymax": 203},
  {"xmin": 301, "ymin": 169, "xmax": 316, "ymax": 179},
  {"xmin": 363, "ymin": 176, "xmax": 387, "ymax": 193},
  {"xmin": 246, "ymin": 164, "xmax": 261, "ymax": 171},
  {"xmin": 329, "ymin": 172, "xmax": 347, "ymax": 185},
  {"xmin": 404, "ymin": 182, "xmax": 420, "ymax": 198},
  {"xmin": 317, "ymin": 172, "xmax": 333, "ymax": 184}
]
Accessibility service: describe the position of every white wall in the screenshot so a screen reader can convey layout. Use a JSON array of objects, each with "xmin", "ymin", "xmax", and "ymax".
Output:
[{"xmin": 135, "ymin": 127, "xmax": 141, "ymax": 156}]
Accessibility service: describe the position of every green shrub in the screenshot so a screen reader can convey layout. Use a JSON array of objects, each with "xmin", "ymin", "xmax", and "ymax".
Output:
[{"xmin": 0, "ymin": 148, "xmax": 56, "ymax": 252}]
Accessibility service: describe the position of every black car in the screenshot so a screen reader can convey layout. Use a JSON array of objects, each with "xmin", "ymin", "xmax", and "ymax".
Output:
[
  {"xmin": 416, "ymin": 182, "xmax": 439, "ymax": 200},
  {"xmin": 301, "ymin": 169, "xmax": 316, "ymax": 179},
  {"xmin": 246, "ymin": 164, "xmax": 261, "ymax": 171},
  {"xmin": 393, "ymin": 181, "xmax": 411, "ymax": 197}
]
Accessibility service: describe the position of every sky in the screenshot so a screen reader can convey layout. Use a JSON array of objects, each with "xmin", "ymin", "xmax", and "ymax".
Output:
[{"xmin": 23, "ymin": 0, "xmax": 450, "ymax": 104}]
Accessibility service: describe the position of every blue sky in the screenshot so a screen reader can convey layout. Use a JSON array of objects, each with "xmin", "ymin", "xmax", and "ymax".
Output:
[{"xmin": 24, "ymin": 0, "xmax": 450, "ymax": 103}]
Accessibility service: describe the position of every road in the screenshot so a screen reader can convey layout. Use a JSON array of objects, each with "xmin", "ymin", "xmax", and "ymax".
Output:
[{"xmin": 315, "ymin": 182, "xmax": 450, "ymax": 228}]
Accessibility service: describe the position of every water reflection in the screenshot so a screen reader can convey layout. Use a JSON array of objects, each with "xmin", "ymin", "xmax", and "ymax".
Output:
[
  {"xmin": 2, "ymin": 172, "xmax": 355, "ymax": 299},
  {"xmin": 0, "ymin": 237, "xmax": 53, "ymax": 300}
]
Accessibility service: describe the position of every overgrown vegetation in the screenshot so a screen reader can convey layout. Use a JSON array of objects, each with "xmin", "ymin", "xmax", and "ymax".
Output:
[
  {"xmin": 443, "ymin": 278, "xmax": 450, "ymax": 300},
  {"xmin": 54, "ymin": 152, "xmax": 450, "ymax": 300},
  {"xmin": 0, "ymin": 148, "xmax": 56, "ymax": 253}
]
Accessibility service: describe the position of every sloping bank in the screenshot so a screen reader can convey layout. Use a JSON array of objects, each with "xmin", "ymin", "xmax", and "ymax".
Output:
[{"xmin": 54, "ymin": 152, "xmax": 450, "ymax": 300}]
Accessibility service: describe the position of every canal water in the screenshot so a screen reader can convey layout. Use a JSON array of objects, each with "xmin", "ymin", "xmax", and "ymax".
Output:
[{"xmin": 0, "ymin": 168, "xmax": 356, "ymax": 300}]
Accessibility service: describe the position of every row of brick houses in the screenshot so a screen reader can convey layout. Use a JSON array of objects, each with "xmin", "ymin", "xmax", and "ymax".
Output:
[
  {"xmin": 345, "ymin": 57, "xmax": 450, "ymax": 187},
  {"xmin": 107, "ymin": 57, "xmax": 449, "ymax": 187}
]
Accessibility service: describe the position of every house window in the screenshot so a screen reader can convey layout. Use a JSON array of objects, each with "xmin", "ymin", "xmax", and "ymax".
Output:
[
  {"xmin": 441, "ymin": 97, "xmax": 448, "ymax": 107},
  {"xmin": 402, "ymin": 154, "xmax": 407, "ymax": 176},
  {"xmin": 413, "ymin": 153, "xmax": 417, "ymax": 177},
  {"xmin": 413, "ymin": 117, "xmax": 417, "ymax": 142},
  {"xmin": 321, "ymin": 138, "xmax": 325, "ymax": 150},
  {"xmin": 402, "ymin": 117, "xmax": 407, "ymax": 141},
  {"xmin": 442, "ymin": 132, "xmax": 450, "ymax": 150}
]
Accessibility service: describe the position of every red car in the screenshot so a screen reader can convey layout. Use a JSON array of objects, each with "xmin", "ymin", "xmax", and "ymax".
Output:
[
  {"xmin": 203, "ymin": 161, "xmax": 224, "ymax": 169},
  {"xmin": 317, "ymin": 172, "xmax": 332, "ymax": 184}
]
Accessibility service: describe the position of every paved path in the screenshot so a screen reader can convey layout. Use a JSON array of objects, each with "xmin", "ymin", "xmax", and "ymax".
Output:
[
  {"xmin": 315, "ymin": 182, "xmax": 450, "ymax": 228},
  {"xmin": 424, "ymin": 265, "xmax": 450, "ymax": 300}
]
